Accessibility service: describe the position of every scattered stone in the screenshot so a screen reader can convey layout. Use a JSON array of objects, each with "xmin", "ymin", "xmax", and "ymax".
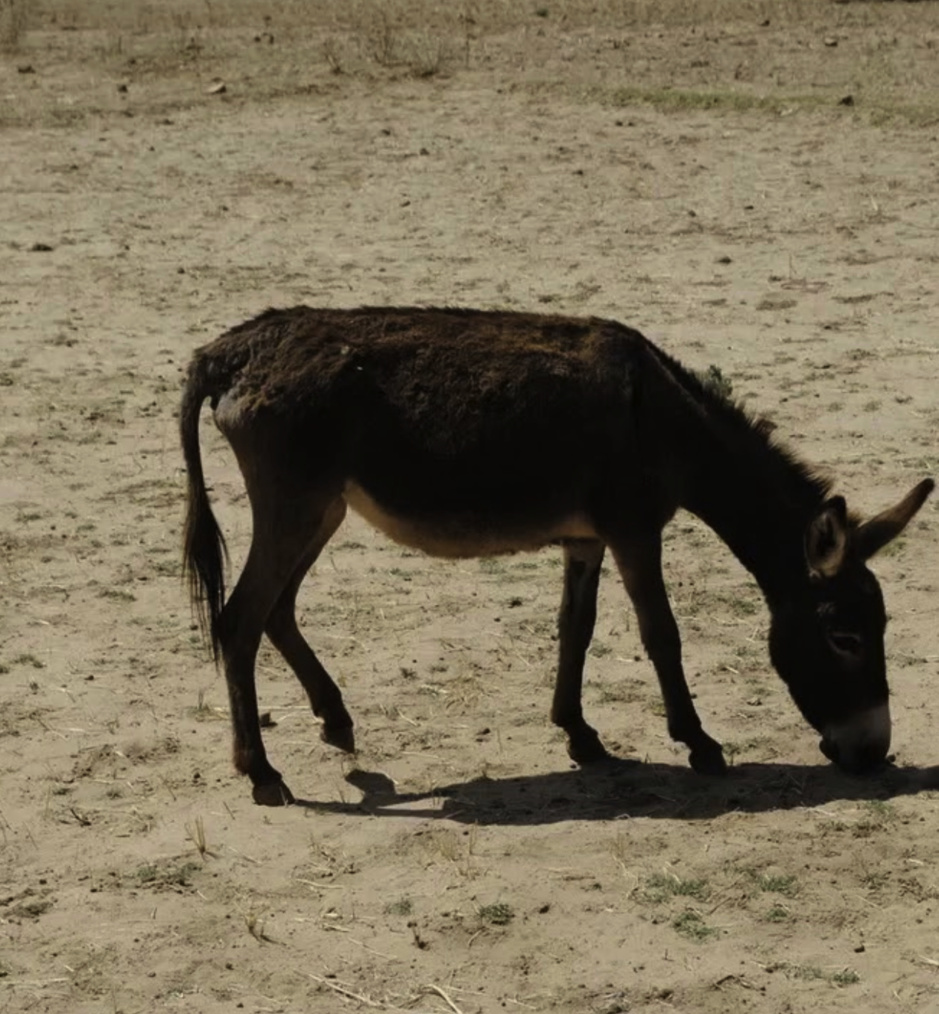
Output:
[
  {"xmin": 207, "ymin": 81, "xmax": 227, "ymax": 95},
  {"xmin": 839, "ymin": 94, "xmax": 855, "ymax": 107}
]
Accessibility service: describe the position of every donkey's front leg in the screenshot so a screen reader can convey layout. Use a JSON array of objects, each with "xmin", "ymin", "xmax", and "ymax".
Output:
[
  {"xmin": 551, "ymin": 539, "xmax": 609, "ymax": 764},
  {"xmin": 610, "ymin": 534, "xmax": 726, "ymax": 775}
]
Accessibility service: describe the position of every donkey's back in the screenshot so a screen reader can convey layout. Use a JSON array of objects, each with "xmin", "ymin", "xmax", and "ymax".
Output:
[{"xmin": 189, "ymin": 305, "xmax": 663, "ymax": 556}]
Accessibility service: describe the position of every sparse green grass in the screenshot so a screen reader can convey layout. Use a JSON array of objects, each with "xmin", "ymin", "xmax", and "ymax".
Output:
[
  {"xmin": 595, "ymin": 681, "xmax": 643, "ymax": 705},
  {"xmin": 877, "ymin": 536, "xmax": 907, "ymax": 559},
  {"xmin": 478, "ymin": 901, "xmax": 514, "ymax": 926},
  {"xmin": 756, "ymin": 873, "xmax": 799, "ymax": 897},
  {"xmin": 152, "ymin": 558, "xmax": 182, "ymax": 577},
  {"xmin": 725, "ymin": 594, "xmax": 759, "ymax": 617},
  {"xmin": 672, "ymin": 909, "xmax": 717, "ymax": 942},
  {"xmin": 764, "ymin": 904, "xmax": 791, "ymax": 923},
  {"xmin": 479, "ymin": 557, "xmax": 507, "ymax": 575},
  {"xmin": 640, "ymin": 872, "xmax": 711, "ymax": 904},
  {"xmin": 852, "ymin": 799, "xmax": 897, "ymax": 837},
  {"xmin": 723, "ymin": 741, "xmax": 743, "ymax": 764},
  {"xmin": 863, "ymin": 800, "xmax": 895, "ymax": 820},
  {"xmin": 10, "ymin": 653, "xmax": 44, "ymax": 669},
  {"xmin": 136, "ymin": 860, "xmax": 200, "ymax": 889},
  {"xmin": 605, "ymin": 85, "xmax": 824, "ymax": 117},
  {"xmin": 778, "ymin": 963, "xmax": 860, "ymax": 986},
  {"xmin": 860, "ymin": 870, "xmax": 889, "ymax": 891},
  {"xmin": 645, "ymin": 698, "xmax": 667, "ymax": 719},
  {"xmin": 384, "ymin": 897, "xmax": 413, "ymax": 916},
  {"xmin": 787, "ymin": 964, "xmax": 825, "ymax": 981},
  {"xmin": 588, "ymin": 640, "xmax": 613, "ymax": 658}
]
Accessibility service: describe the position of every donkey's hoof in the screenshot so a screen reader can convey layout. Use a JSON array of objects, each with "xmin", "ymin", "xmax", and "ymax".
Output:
[
  {"xmin": 321, "ymin": 723, "xmax": 356, "ymax": 754},
  {"xmin": 567, "ymin": 728, "xmax": 611, "ymax": 766},
  {"xmin": 689, "ymin": 742, "xmax": 728, "ymax": 777},
  {"xmin": 252, "ymin": 779, "xmax": 296, "ymax": 806}
]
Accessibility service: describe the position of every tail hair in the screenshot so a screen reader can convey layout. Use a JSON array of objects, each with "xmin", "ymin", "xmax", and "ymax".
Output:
[{"xmin": 180, "ymin": 358, "xmax": 228, "ymax": 661}]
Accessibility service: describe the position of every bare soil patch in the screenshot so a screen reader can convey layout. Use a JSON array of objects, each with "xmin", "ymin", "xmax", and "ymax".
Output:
[{"xmin": 2, "ymin": 2, "xmax": 938, "ymax": 1012}]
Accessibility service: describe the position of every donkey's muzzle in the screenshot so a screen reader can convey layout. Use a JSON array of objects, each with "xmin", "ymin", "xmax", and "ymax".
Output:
[{"xmin": 820, "ymin": 703, "xmax": 891, "ymax": 774}]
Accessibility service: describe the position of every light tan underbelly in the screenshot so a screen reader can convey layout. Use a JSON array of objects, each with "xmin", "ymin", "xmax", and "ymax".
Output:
[{"xmin": 343, "ymin": 481, "xmax": 598, "ymax": 558}]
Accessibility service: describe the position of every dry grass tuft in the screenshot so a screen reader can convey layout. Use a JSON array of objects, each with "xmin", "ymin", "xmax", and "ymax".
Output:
[
  {"xmin": 185, "ymin": 816, "xmax": 218, "ymax": 859},
  {"xmin": 243, "ymin": 901, "xmax": 273, "ymax": 942}
]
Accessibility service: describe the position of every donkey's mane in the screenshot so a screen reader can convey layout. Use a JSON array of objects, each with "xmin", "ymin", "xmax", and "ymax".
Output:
[{"xmin": 647, "ymin": 339, "xmax": 834, "ymax": 516}]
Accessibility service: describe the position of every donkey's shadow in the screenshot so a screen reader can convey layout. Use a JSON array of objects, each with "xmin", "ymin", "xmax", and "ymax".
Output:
[{"xmin": 293, "ymin": 758, "xmax": 939, "ymax": 825}]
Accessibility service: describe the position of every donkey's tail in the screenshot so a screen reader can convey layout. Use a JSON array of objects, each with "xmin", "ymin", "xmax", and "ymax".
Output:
[{"xmin": 180, "ymin": 355, "xmax": 228, "ymax": 662}]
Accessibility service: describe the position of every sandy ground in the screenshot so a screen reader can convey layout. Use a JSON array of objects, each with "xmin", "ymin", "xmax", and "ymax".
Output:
[{"xmin": 2, "ymin": 2, "xmax": 939, "ymax": 1012}]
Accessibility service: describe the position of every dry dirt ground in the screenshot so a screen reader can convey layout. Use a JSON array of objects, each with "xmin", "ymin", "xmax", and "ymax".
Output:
[{"xmin": 2, "ymin": 2, "xmax": 939, "ymax": 1012}]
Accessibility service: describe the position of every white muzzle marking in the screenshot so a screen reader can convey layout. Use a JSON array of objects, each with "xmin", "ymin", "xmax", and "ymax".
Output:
[{"xmin": 823, "ymin": 702, "xmax": 891, "ymax": 769}]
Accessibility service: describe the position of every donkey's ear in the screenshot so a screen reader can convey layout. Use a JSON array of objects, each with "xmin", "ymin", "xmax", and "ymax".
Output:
[
  {"xmin": 855, "ymin": 478, "xmax": 934, "ymax": 561},
  {"xmin": 805, "ymin": 496, "xmax": 849, "ymax": 579}
]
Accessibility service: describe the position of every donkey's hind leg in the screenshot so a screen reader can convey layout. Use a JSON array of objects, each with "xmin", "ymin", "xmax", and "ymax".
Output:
[
  {"xmin": 264, "ymin": 497, "xmax": 355, "ymax": 754},
  {"xmin": 217, "ymin": 493, "xmax": 337, "ymax": 806},
  {"xmin": 551, "ymin": 539, "xmax": 610, "ymax": 765}
]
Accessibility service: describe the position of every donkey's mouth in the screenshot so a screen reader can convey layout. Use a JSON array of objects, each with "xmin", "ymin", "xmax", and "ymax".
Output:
[
  {"xmin": 819, "ymin": 737, "xmax": 892, "ymax": 775},
  {"xmin": 819, "ymin": 737, "xmax": 839, "ymax": 764}
]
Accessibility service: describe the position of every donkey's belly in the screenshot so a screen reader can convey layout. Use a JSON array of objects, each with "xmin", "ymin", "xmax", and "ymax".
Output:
[{"xmin": 342, "ymin": 481, "xmax": 597, "ymax": 558}]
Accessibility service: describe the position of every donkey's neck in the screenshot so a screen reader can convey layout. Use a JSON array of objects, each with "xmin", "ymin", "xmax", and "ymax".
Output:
[
  {"xmin": 680, "ymin": 466, "xmax": 820, "ymax": 605},
  {"xmin": 661, "ymin": 386, "xmax": 829, "ymax": 605}
]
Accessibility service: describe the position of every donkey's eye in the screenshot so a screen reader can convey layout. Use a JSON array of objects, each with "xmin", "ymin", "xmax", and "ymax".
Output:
[{"xmin": 828, "ymin": 630, "xmax": 862, "ymax": 656}]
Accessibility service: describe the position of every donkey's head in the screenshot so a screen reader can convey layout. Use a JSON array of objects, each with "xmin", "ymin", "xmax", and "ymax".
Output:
[{"xmin": 768, "ymin": 478, "xmax": 933, "ymax": 773}]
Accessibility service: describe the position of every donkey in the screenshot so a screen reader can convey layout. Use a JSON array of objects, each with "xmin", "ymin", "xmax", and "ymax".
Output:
[{"xmin": 181, "ymin": 306, "xmax": 933, "ymax": 805}]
